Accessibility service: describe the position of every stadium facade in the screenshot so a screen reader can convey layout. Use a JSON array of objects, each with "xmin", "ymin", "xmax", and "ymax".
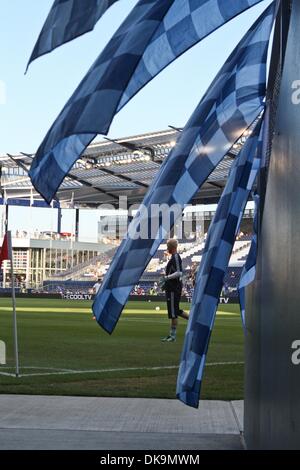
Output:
[
  {"xmin": 0, "ymin": 235, "xmax": 110, "ymax": 289},
  {"xmin": 0, "ymin": 128, "xmax": 255, "ymax": 290}
]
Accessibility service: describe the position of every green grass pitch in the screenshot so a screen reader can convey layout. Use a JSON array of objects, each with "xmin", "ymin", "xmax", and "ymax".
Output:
[{"xmin": 0, "ymin": 297, "xmax": 244, "ymax": 400}]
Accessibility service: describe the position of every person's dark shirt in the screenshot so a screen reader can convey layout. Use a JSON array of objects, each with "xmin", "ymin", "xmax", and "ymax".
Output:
[{"xmin": 165, "ymin": 253, "xmax": 183, "ymax": 292}]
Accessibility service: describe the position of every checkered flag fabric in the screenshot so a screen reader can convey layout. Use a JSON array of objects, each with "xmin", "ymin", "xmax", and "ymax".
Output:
[
  {"xmin": 239, "ymin": 192, "xmax": 260, "ymax": 327},
  {"xmin": 28, "ymin": 0, "xmax": 264, "ymax": 203},
  {"xmin": 92, "ymin": 3, "xmax": 275, "ymax": 335},
  {"xmin": 238, "ymin": 106, "xmax": 270, "ymax": 327},
  {"xmin": 176, "ymin": 116, "xmax": 266, "ymax": 408},
  {"xmin": 26, "ymin": 0, "xmax": 120, "ymax": 71}
]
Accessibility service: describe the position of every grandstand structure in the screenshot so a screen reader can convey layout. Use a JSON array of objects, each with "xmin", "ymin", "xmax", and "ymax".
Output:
[
  {"xmin": 0, "ymin": 127, "xmax": 252, "ymax": 207},
  {"xmin": 0, "ymin": 234, "xmax": 114, "ymax": 289},
  {"xmin": 39, "ymin": 232, "xmax": 252, "ymax": 298},
  {"xmin": 0, "ymin": 127, "xmax": 254, "ymax": 291}
]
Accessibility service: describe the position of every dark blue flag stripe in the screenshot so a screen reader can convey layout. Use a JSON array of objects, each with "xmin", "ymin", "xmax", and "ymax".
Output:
[
  {"xmin": 29, "ymin": 0, "xmax": 265, "ymax": 203},
  {"xmin": 92, "ymin": 2, "xmax": 275, "ymax": 335}
]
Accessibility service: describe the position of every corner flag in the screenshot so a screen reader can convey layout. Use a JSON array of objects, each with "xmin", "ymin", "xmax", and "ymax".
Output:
[
  {"xmin": 0, "ymin": 232, "xmax": 10, "ymax": 266},
  {"xmin": 0, "ymin": 231, "xmax": 19, "ymax": 376}
]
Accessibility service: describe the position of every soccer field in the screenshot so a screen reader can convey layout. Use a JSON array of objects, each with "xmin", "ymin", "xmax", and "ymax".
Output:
[{"xmin": 0, "ymin": 298, "xmax": 244, "ymax": 400}]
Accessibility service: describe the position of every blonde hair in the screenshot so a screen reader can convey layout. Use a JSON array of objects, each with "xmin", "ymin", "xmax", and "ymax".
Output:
[{"xmin": 167, "ymin": 238, "xmax": 178, "ymax": 251}]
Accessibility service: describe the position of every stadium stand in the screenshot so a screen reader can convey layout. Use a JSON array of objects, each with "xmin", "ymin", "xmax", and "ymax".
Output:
[
  {"xmin": 36, "ymin": 232, "xmax": 250, "ymax": 298},
  {"xmin": 49, "ymin": 247, "xmax": 117, "ymax": 281}
]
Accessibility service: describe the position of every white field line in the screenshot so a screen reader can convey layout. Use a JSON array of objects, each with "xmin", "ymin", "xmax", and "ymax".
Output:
[
  {"xmin": 121, "ymin": 319, "xmax": 169, "ymax": 324},
  {"xmin": 0, "ymin": 362, "xmax": 244, "ymax": 378},
  {"xmin": 0, "ymin": 306, "xmax": 239, "ymax": 317},
  {"xmin": 0, "ymin": 366, "xmax": 74, "ymax": 371},
  {"xmin": 121, "ymin": 317, "xmax": 238, "ymax": 324}
]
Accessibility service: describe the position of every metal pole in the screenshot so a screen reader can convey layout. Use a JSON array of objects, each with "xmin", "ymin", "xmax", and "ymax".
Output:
[
  {"xmin": 75, "ymin": 208, "xmax": 79, "ymax": 242},
  {"xmin": 244, "ymin": 0, "xmax": 299, "ymax": 449},
  {"xmin": 8, "ymin": 231, "xmax": 19, "ymax": 377},
  {"xmin": 57, "ymin": 207, "xmax": 62, "ymax": 234},
  {"xmin": 5, "ymin": 203, "xmax": 8, "ymax": 233}
]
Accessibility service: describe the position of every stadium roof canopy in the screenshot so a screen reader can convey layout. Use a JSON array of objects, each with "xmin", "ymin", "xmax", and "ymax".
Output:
[{"xmin": 0, "ymin": 128, "xmax": 249, "ymax": 208}]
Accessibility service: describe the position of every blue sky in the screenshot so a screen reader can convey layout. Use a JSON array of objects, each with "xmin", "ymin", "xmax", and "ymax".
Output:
[{"xmin": 0, "ymin": 0, "xmax": 270, "ymax": 241}]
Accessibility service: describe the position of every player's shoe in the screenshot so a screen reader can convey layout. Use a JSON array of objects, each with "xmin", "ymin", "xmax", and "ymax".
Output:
[
  {"xmin": 161, "ymin": 335, "xmax": 170, "ymax": 342},
  {"xmin": 166, "ymin": 335, "xmax": 176, "ymax": 342},
  {"xmin": 161, "ymin": 335, "xmax": 176, "ymax": 342}
]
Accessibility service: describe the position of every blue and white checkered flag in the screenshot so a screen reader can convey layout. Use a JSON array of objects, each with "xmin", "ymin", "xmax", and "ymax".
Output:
[
  {"xmin": 239, "ymin": 191, "xmax": 260, "ymax": 327},
  {"xmin": 26, "ymin": 0, "xmax": 120, "ymax": 71},
  {"xmin": 237, "ymin": 104, "xmax": 270, "ymax": 327},
  {"xmin": 28, "ymin": 0, "xmax": 265, "ymax": 203},
  {"xmin": 176, "ymin": 116, "xmax": 266, "ymax": 408},
  {"xmin": 92, "ymin": 3, "xmax": 275, "ymax": 334}
]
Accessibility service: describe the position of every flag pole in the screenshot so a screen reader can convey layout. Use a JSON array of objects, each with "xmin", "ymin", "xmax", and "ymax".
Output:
[{"xmin": 8, "ymin": 231, "xmax": 19, "ymax": 377}]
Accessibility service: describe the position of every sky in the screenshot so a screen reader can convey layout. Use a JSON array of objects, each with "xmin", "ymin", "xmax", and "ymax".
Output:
[{"xmin": 0, "ymin": 0, "xmax": 271, "ymax": 242}]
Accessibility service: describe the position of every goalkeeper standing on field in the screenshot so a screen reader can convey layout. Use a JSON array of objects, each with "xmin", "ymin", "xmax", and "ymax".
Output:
[{"xmin": 161, "ymin": 239, "xmax": 189, "ymax": 342}]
